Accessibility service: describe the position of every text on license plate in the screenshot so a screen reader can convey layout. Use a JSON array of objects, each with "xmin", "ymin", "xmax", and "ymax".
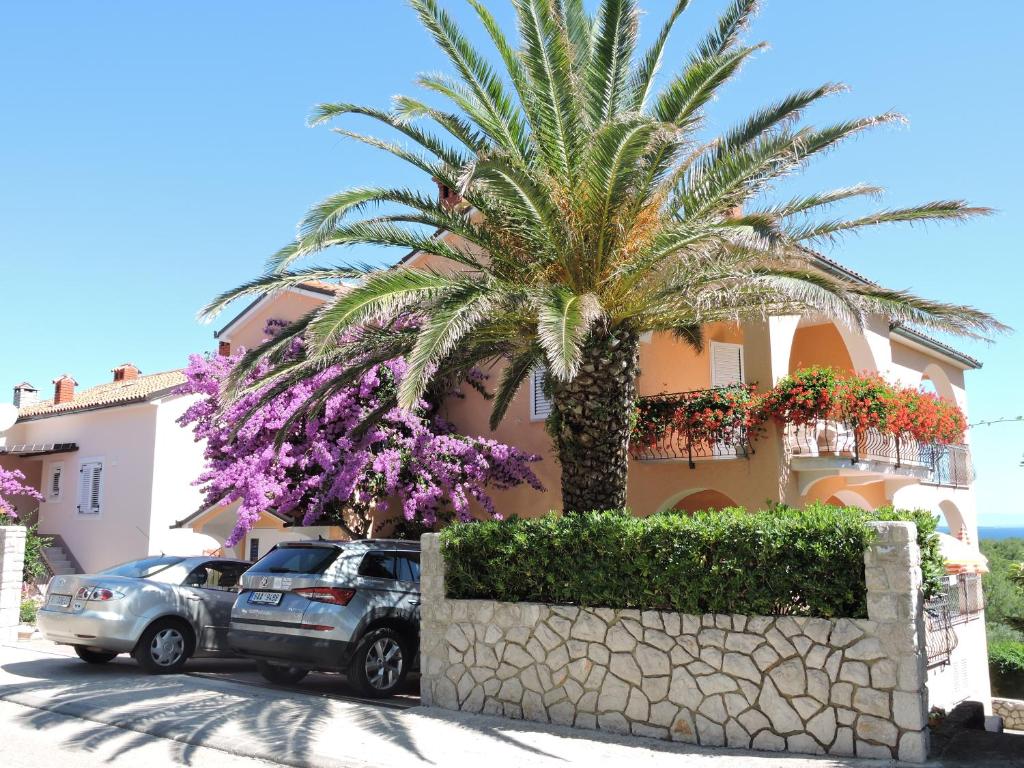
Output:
[
  {"xmin": 48, "ymin": 593, "xmax": 72, "ymax": 608},
  {"xmin": 249, "ymin": 591, "xmax": 283, "ymax": 606}
]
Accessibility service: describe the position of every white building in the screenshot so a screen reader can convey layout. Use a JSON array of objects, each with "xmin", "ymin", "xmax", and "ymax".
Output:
[{"xmin": 0, "ymin": 364, "xmax": 217, "ymax": 573}]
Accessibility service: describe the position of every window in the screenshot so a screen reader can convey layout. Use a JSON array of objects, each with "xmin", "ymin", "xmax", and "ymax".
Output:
[
  {"xmin": 247, "ymin": 545, "xmax": 339, "ymax": 575},
  {"xmin": 249, "ymin": 538, "xmax": 260, "ymax": 562},
  {"xmin": 358, "ymin": 551, "xmax": 398, "ymax": 580},
  {"xmin": 529, "ymin": 365, "xmax": 553, "ymax": 420},
  {"xmin": 395, "ymin": 552, "xmax": 420, "ymax": 582},
  {"xmin": 77, "ymin": 460, "xmax": 103, "ymax": 515},
  {"xmin": 47, "ymin": 463, "xmax": 63, "ymax": 502},
  {"xmin": 183, "ymin": 561, "xmax": 248, "ymax": 591},
  {"xmin": 710, "ymin": 341, "xmax": 744, "ymax": 387}
]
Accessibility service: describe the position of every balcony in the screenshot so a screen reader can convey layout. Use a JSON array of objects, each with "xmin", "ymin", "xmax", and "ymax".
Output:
[
  {"xmin": 785, "ymin": 419, "xmax": 973, "ymax": 489},
  {"xmin": 630, "ymin": 388, "xmax": 753, "ymax": 467}
]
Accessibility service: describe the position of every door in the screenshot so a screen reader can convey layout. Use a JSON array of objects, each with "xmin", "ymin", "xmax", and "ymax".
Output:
[
  {"xmin": 709, "ymin": 341, "xmax": 745, "ymax": 457},
  {"xmin": 180, "ymin": 561, "xmax": 249, "ymax": 653}
]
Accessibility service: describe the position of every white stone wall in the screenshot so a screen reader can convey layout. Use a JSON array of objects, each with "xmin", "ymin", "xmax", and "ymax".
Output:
[
  {"xmin": 0, "ymin": 526, "xmax": 26, "ymax": 642},
  {"xmin": 420, "ymin": 521, "xmax": 930, "ymax": 762}
]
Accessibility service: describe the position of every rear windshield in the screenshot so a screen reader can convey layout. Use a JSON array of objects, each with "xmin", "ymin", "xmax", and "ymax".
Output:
[
  {"xmin": 248, "ymin": 545, "xmax": 339, "ymax": 575},
  {"xmin": 100, "ymin": 556, "xmax": 185, "ymax": 579}
]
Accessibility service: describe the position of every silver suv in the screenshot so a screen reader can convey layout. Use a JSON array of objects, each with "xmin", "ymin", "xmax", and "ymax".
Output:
[{"xmin": 228, "ymin": 539, "xmax": 420, "ymax": 697}]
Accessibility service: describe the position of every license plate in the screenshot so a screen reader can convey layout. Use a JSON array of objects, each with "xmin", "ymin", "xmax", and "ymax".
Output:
[
  {"xmin": 249, "ymin": 591, "xmax": 283, "ymax": 606},
  {"xmin": 48, "ymin": 593, "xmax": 72, "ymax": 608}
]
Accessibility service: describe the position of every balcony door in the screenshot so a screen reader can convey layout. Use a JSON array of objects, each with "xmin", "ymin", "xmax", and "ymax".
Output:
[{"xmin": 710, "ymin": 342, "xmax": 744, "ymax": 457}]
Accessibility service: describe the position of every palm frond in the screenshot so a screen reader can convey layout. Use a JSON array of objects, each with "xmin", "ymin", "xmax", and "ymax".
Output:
[
  {"xmin": 585, "ymin": 0, "xmax": 640, "ymax": 126},
  {"xmin": 200, "ymin": 267, "xmax": 361, "ymax": 322},
  {"xmin": 398, "ymin": 282, "xmax": 494, "ymax": 408},
  {"xmin": 628, "ymin": 0, "xmax": 691, "ymax": 111},
  {"xmin": 790, "ymin": 201, "xmax": 993, "ymax": 243},
  {"xmin": 512, "ymin": 0, "xmax": 582, "ymax": 181},
  {"xmin": 536, "ymin": 288, "xmax": 603, "ymax": 380},
  {"xmin": 490, "ymin": 345, "xmax": 543, "ymax": 429},
  {"xmin": 305, "ymin": 268, "xmax": 461, "ymax": 355},
  {"xmin": 411, "ymin": 0, "xmax": 531, "ymax": 160}
]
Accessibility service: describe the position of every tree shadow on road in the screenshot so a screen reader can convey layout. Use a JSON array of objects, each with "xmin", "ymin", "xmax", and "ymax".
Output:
[{"xmin": 0, "ymin": 654, "xmax": 432, "ymax": 766}]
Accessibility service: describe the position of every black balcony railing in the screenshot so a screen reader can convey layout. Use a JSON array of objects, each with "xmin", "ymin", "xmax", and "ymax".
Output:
[
  {"xmin": 785, "ymin": 420, "xmax": 973, "ymax": 488},
  {"xmin": 630, "ymin": 388, "xmax": 752, "ymax": 467},
  {"xmin": 924, "ymin": 573, "xmax": 985, "ymax": 667}
]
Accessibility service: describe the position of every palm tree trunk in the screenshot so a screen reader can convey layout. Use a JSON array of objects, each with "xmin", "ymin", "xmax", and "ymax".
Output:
[{"xmin": 552, "ymin": 325, "xmax": 640, "ymax": 512}]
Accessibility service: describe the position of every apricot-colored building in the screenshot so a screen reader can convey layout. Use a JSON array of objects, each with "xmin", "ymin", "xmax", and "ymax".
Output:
[{"xmin": 195, "ymin": 234, "xmax": 991, "ymax": 711}]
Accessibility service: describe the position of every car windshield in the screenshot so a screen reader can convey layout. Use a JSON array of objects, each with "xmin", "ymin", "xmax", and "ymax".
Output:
[
  {"xmin": 99, "ymin": 556, "xmax": 186, "ymax": 579},
  {"xmin": 248, "ymin": 546, "xmax": 339, "ymax": 575}
]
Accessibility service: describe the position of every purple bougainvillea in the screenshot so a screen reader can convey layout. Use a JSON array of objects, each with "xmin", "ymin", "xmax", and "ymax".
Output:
[
  {"xmin": 177, "ymin": 347, "xmax": 542, "ymax": 545},
  {"xmin": 0, "ymin": 466, "xmax": 42, "ymax": 517}
]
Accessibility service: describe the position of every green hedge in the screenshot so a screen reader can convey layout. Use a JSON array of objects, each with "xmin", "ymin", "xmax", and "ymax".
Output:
[
  {"xmin": 990, "ymin": 640, "xmax": 1024, "ymax": 675},
  {"xmin": 440, "ymin": 503, "xmax": 941, "ymax": 619}
]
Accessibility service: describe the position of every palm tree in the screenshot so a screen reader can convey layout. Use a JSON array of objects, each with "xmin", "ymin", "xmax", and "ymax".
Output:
[{"xmin": 204, "ymin": 0, "xmax": 1004, "ymax": 514}]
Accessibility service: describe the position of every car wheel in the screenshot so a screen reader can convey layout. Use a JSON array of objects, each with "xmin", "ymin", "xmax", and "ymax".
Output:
[
  {"xmin": 348, "ymin": 627, "xmax": 411, "ymax": 698},
  {"xmin": 257, "ymin": 661, "xmax": 309, "ymax": 685},
  {"xmin": 132, "ymin": 619, "xmax": 193, "ymax": 674},
  {"xmin": 74, "ymin": 646, "xmax": 119, "ymax": 664}
]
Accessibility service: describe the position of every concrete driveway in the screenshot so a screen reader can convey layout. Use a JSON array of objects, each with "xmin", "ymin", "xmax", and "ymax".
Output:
[{"xmin": 0, "ymin": 640, "xmax": 952, "ymax": 767}]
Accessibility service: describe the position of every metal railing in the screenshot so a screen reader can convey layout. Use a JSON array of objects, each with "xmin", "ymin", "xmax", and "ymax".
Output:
[
  {"xmin": 785, "ymin": 420, "xmax": 973, "ymax": 488},
  {"xmin": 924, "ymin": 574, "xmax": 985, "ymax": 668},
  {"xmin": 922, "ymin": 444, "xmax": 973, "ymax": 489},
  {"xmin": 630, "ymin": 389, "xmax": 752, "ymax": 468},
  {"xmin": 925, "ymin": 600, "xmax": 958, "ymax": 668}
]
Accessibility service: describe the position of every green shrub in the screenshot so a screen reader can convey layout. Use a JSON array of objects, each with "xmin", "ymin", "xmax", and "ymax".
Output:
[
  {"xmin": 440, "ymin": 503, "xmax": 942, "ymax": 618},
  {"xmin": 990, "ymin": 640, "xmax": 1024, "ymax": 674},
  {"xmin": 19, "ymin": 598, "xmax": 37, "ymax": 624},
  {"xmin": 0, "ymin": 515, "xmax": 52, "ymax": 583}
]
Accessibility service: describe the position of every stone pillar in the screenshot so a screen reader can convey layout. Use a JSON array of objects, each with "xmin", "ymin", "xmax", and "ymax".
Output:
[
  {"xmin": 419, "ymin": 533, "xmax": 445, "ymax": 707},
  {"xmin": 863, "ymin": 521, "xmax": 929, "ymax": 763},
  {"xmin": 0, "ymin": 526, "xmax": 27, "ymax": 642}
]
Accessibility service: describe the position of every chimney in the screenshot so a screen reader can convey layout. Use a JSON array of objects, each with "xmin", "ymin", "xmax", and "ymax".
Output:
[
  {"xmin": 53, "ymin": 374, "xmax": 77, "ymax": 405},
  {"xmin": 13, "ymin": 382, "xmax": 38, "ymax": 409},
  {"xmin": 112, "ymin": 362, "xmax": 141, "ymax": 382},
  {"xmin": 433, "ymin": 177, "xmax": 463, "ymax": 210}
]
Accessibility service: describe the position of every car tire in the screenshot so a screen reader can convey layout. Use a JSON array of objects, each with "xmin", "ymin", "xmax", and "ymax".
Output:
[
  {"xmin": 257, "ymin": 661, "xmax": 309, "ymax": 685},
  {"xmin": 348, "ymin": 627, "xmax": 412, "ymax": 698},
  {"xmin": 74, "ymin": 646, "xmax": 119, "ymax": 664},
  {"xmin": 132, "ymin": 619, "xmax": 193, "ymax": 674}
]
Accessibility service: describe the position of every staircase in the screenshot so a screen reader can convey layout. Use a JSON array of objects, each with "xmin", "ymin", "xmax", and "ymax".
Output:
[{"xmin": 40, "ymin": 538, "xmax": 81, "ymax": 577}]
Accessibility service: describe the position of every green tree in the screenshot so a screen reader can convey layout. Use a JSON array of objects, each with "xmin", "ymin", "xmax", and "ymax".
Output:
[
  {"xmin": 980, "ymin": 538, "xmax": 1024, "ymax": 642},
  {"xmin": 204, "ymin": 0, "xmax": 1004, "ymax": 513}
]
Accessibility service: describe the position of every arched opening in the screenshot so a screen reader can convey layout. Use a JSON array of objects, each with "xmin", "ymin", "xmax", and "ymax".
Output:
[
  {"xmin": 921, "ymin": 363, "xmax": 957, "ymax": 403},
  {"xmin": 938, "ymin": 500, "xmax": 968, "ymax": 541},
  {"xmin": 662, "ymin": 489, "xmax": 740, "ymax": 515},
  {"xmin": 788, "ymin": 318, "xmax": 878, "ymax": 376},
  {"xmin": 823, "ymin": 489, "xmax": 874, "ymax": 510}
]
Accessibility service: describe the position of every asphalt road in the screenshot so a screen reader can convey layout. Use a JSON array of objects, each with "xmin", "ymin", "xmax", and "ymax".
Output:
[{"xmin": 6, "ymin": 639, "xmax": 1010, "ymax": 767}]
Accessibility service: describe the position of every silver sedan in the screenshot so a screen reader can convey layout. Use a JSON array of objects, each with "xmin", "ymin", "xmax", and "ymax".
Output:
[{"xmin": 38, "ymin": 555, "xmax": 252, "ymax": 673}]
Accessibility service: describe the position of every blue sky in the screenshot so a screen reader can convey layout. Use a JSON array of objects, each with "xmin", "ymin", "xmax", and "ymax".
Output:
[{"xmin": 1, "ymin": 2, "xmax": 1021, "ymax": 525}]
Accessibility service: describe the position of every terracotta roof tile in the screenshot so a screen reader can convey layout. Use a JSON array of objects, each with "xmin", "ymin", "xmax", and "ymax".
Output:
[{"xmin": 17, "ymin": 369, "xmax": 187, "ymax": 420}]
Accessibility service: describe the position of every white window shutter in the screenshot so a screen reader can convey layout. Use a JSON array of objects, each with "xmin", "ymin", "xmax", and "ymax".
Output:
[
  {"xmin": 77, "ymin": 461, "xmax": 103, "ymax": 515},
  {"xmin": 711, "ymin": 342, "xmax": 744, "ymax": 387},
  {"xmin": 530, "ymin": 366, "xmax": 553, "ymax": 420}
]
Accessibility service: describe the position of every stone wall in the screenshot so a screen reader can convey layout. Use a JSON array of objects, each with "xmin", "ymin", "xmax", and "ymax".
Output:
[
  {"xmin": 420, "ymin": 521, "xmax": 931, "ymax": 762},
  {"xmin": 993, "ymin": 698, "xmax": 1024, "ymax": 731},
  {"xmin": 0, "ymin": 526, "xmax": 26, "ymax": 642}
]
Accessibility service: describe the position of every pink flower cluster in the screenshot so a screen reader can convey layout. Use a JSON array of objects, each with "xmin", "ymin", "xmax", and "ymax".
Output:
[
  {"xmin": 0, "ymin": 465, "xmax": 42, "ymax": 518},
  {"xmin": 176, "ymin": 348, "xmax": 542, "ymax": 546}
]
